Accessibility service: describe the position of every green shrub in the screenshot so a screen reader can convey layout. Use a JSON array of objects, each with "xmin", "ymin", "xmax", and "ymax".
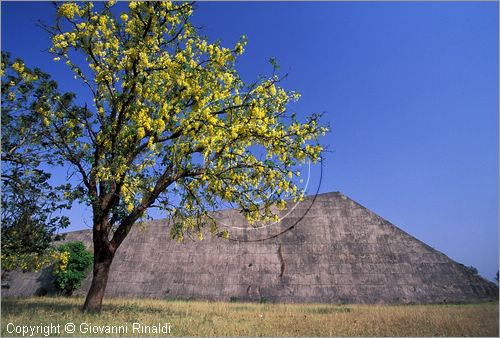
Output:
[
  {"xmin": 464, "ymin": 265, "xmax": 479, "ymax": 275},
  {"xmin": 53, "ymin": 241, "xmax": 93, "ymax": 296}
]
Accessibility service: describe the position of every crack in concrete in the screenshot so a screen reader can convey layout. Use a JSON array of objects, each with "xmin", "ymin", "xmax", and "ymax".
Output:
[{"xmin": 278, "ymin": 244, "xmax": 285, "ymax": 277}]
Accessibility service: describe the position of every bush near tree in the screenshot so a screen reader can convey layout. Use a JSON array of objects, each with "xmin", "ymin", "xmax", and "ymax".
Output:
[{"xmin": 53, "ymin": 241, "xmax": 93, "ymax": 296}]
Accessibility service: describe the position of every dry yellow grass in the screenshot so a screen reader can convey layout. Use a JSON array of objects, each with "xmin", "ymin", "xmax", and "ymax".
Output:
[{"xmin": 1, "ymin": 297, "xmax": 498, "ymax": 336}]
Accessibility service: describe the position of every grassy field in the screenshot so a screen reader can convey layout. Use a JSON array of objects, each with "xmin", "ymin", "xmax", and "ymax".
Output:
[{"xmin": 1, "ymin": 297, "xmax": 498, "ymax": 336}]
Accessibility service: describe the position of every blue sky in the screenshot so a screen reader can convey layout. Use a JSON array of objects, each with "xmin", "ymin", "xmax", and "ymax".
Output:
[{"xmin": 2, "ymin": 1, "xmax": 498, "ymax": 281}]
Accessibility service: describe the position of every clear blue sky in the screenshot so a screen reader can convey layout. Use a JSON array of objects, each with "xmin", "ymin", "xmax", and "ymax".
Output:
[{"xmin": 2, "ymin": 2, "xmax": 498, "ymax": 281}]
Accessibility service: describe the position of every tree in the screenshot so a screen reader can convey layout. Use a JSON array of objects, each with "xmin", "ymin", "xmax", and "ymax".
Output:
[
  {"xmin": 20, "ymin": 1, "xmax": 327, "ymax": 311},
  {"xmin": 465, "ymin": 265, "xmax": 479, "ymax": 275},
  {"xmin": 1, "ymin": 53, "xmax": 72, "ymax": 273},
  {"xmin": 53, "ymin": 241, "xmax": 93, "ymax": 296}
]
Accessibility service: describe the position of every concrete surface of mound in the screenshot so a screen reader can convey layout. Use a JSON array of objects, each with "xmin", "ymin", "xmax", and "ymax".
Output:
[{"xmin": 3, "ymin": 192, "xmax": 498, "ymax": 303}]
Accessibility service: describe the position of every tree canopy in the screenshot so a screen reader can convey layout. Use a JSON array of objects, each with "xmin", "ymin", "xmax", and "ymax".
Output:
[
  {"xmin": 43, "ymin": 1, "xmax": 326, "ymax": 239},
  {"xmin": 1, "ymin": 53, "xmax": 72, "ymax": 272}
]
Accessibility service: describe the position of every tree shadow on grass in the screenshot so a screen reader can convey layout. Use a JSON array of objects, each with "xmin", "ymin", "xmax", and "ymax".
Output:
[
  {"xmin": 1, "ymin": 297, "xmax": 184, "ymax": 316},
  {"xmin": 1, "ymin": 298, "xmax": 79, "ymax": 315}
]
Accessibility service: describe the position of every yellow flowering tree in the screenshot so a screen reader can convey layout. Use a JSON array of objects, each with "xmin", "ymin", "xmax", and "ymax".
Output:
[{"xmin": 35, "ymin": 1, "xmax": 327, "ymax": 311}]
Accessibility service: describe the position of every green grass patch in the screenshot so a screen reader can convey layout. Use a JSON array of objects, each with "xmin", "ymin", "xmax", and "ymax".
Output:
[{"xmin": 303, "ymin": 305, "xmax": 351, "ymax": 314}]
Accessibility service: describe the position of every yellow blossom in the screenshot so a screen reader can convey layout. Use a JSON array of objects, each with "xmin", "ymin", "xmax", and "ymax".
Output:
[
  {"xmin": 57, "ymin": 3, "xmax": 80, "ymax": 20},
  {"xmin": 269, "ymin": 84, "xmax": 277, "ymax": 96},
  {"xmin": 11, "ymin": 61, "xmax": 24, "ymax": 73},
  {"xmin": 137, "ymin": 127, "xmax": 146, "ymax": 139}
]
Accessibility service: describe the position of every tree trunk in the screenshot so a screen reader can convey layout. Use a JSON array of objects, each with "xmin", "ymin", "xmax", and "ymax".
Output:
[
  {"xmin": 83, "ymin": 199, "xmax": 145, "ymax": 311},
  {"xmin": 82, "ymin": 243, "xmax": 114, "ymax": 312}
]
